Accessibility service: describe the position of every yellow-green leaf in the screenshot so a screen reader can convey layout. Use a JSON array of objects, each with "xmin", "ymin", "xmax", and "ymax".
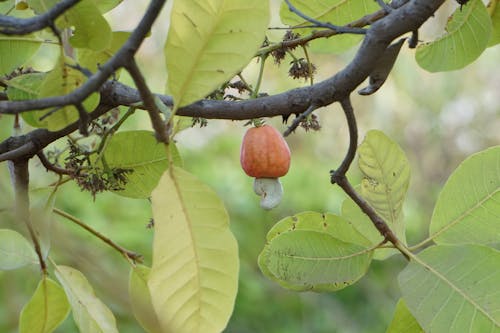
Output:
[
  {"xmin": 54, "ymin": 265, "xmax": 118, "ymax": 333},
  {"xmin": 102, "ymin": 130, "xmax": 182, "ymax": 199},
  {"xmin": 429, "ymin": 146, "xmax": 500, "ymax": 245},
  {"xmin": 35, "ymin": 56, "xmax": 100, "ymax": 131},
  {"xmin": 27, "ymin": 0, "xmax": 111, "ymax": 51},
  {"xmin": 399, "ymin": 245, "xmax": 500, "ymax": 332},
  {"xmin": 4, "ymin": 72, "xmax": 46, "ymax": 127},
  {"xmin": 19, "ymin": 277, "xmax": 70, "ymax": 333},
  {"xmin": 416, "ymin": 0, "xmax": 492, "ymax": 72},
  {"xmin": 0, "ymin": 229, "xmax": 37, "ymax": 270},
  {"xmin": 386, "ymin": 299, "xmax": 424, "ymax": 333},
  {"xmin": 165, "ymin": 0, "xmax": 269, "ymax": 109},
  {"xmin": 95, "ymin": 0, "xmax": 122, "ymax": 14},
  {"xmin": 258, "ymin": 212, "xmax": 373, "ymax": 292},
  {"xmin": 488, "ymin": 0, "xmax": 500, "ymax": 46},
  {"xmin": 279, "ymin": 0, "xmax": 379, "ymax": 53},
  {"xmin": 0, "ymin": 34, "xmax": 43, "ymax": 75},
  {"xmin": 77, "ymin": 31, "xmax": 131, "ymax": 74},
  {"xmin": 356, "ymin": 130, "xmax": 410, "ymax": 258},
  {"xmin": 59, "ymin": 0, "xmax": 111, "ymax": 51},
  {"xmin": 129, "ymin": 265, "xmax": 162, "ymax": 333},
  {"xmin": 149, "ymin": 166, "xmax": 239, "ymax": 333}
]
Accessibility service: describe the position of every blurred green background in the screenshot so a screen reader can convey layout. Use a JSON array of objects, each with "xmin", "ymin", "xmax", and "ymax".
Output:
[{"xmin": 1, "ymin": 1, "xmax": 499, "ymax": 332}]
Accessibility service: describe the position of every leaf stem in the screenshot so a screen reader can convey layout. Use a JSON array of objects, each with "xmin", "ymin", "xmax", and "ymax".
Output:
[
  {"xmin": 408, "ymin": 237, "xmax": 434, "ymax": 252},
  {"xmin": 251, "ymin": 55, "xmax": 268, "ymax": 99},
  {"xmin": 301, "ymin": 45, "xmax": 314, "ymax": 86},
  {"xmin": 53, "ymin": 207, "xmax": 143, "ymax": 264}
]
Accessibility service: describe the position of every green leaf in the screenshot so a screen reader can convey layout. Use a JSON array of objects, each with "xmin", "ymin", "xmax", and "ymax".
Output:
[
  {"xmin": 102, "ymin": 130, "xmax": 182, "ymax": 199},
  {"xmin": 258, "ymin": 212, "xmax": 373, "ymax": 292},
  {"xmin": 429, "ymin": 146, "xmax": 500, "ymax": 245},
  {"xmin": 488, "ymin": 0, "xmax": 500, "ymax": 46},
  {"xmin": 149, "ymin": 166, "xmax": 239, "ymax": 333},
  {"xmin": 357, "ymin": 130, "xmax": 410, "ymax": 255},
  {"xmin": 399, "ymin": 245, "xmax": 500, "ymax": 332},
  {"xmin": 19, "ymin": 277, "xmax": 70, "ymax": 333},
  {"xmin": 35, "ymin": 56, "xmax": 100, "ymax": 131},
  {"xmin": 4, "ymin": 72, "xmax": 46, "ymax": 127},
  {"xmin": 77, "ymin": 31, "xmax": 131, "ymax": 74},
  {"xmin": 0, "ymin": 229, "xmax": 37, "ymax": 270},
  {"xmin": 165, "ymin": 0, "xmax": 270, "ymax": 109},
  {"xmin": 279, "ymin": 0, "xmax": 379, "ymax": 53},
  {"xmin": 416, "ymin": 0, "xmax": 492, "ymax": 72},
  {"xmin": 128, "ymin": 265, "xmax": 162, "ymax": 333},
  {"xmin": 386, "ymin": 299, "xmax": 424, "ymax": 333},
  {"xmin": 0, "ymin": 34, "xmax": 43, "ymax": 75},
  {"xmin": 54, "ymin": 265, "xmax": 119, "ymax": 333}
]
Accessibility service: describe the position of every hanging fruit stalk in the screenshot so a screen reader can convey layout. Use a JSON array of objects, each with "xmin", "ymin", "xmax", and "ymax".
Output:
[{"xmin": 240, "ymin": 124, "xmax": 291, "ymax": 210}]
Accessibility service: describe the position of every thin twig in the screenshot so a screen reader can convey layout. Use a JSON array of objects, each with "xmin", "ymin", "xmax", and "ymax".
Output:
[
  {"xmin": 37, "ymin": 151, "xmax": 73, "ymax": 175},
  {"xmin": 125, "ymin": 59, "xmax": 170, "ymax": 144},
  {"xmin": 330, "ymin": 97, "xmax": 358, "ymax": 181},
  {"xmin": 284, "ymin": 0, "xmax": 367, "ymax": 34},
  {"xmin": 9, "ymin": 160, "xmax": 47, "ymax": 272},
  {"xmin": 53, "ymin": 207, "xmax": 143, "ymax": 263}
]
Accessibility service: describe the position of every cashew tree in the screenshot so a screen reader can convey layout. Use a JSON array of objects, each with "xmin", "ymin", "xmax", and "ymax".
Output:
[{"xmin": 0, "ymin": 0, "xmax": 499, "ymax": 332}]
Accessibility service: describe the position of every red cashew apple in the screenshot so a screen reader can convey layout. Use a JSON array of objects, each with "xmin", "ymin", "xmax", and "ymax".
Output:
[{"xmin": 240, "ymin": 124, "xmax": 291, "ymax": 209}]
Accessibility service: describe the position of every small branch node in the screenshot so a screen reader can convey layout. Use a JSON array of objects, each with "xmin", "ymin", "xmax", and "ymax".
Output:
[
  {"xmin": 75, "ymin": 103, "xmax": 90, "ymax": 136},
  {"xmin": 284, "ymin": 104, "xmax": 317, "ymax": 136}
]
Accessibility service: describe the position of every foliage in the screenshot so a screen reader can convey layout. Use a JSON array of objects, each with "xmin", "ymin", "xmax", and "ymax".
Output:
[{"xmin": 0, "ymin": 0, "xmax": 499, "ymax": 332}]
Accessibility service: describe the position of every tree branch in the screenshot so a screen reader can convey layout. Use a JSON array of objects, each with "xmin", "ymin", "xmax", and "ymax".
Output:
[
  {"xmin": 0, "ymin": 0, "xmax": 445, "ymax": 162},
  {"xmin": 0, "ymin": 0, "xmax": 167, "ymax": 115},
  {"xmin": 0, "ymin": 0, "xmax": 80, "ymax": 35},
  {"xmin": 126, "ymin": 60, "xmax": 170, "ymax": 144}
]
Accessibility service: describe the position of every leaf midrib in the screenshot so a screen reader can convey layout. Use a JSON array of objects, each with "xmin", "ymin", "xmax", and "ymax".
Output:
[{"xmin": 170, "ymin": 167, "xmax": 203, "ymax": 331}]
